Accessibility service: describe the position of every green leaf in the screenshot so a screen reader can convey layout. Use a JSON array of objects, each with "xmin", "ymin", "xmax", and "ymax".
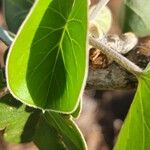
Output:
[
  {"xmin": 71, "ymin": 99, "xmax": 81, "ymax": 118},
  {"xmin": 7, "ymin": 0, "xmax": 88, "ymax": 112},
  {"xmin": 34, "ymin": 112, "xmax": 86, "ymax": 150},
  {"xmin": 4, "ymin": 0, "xmax": 34, "ymax": 33},
  {"xmin": 122, "ymin": 0, "xmax": 150, "ymax": 37},
  {"xmin": 0, "ymin": 95, "xmax": 86, "ymax": 149},
  {"xmin": 0, "ymin": 94, "xmax": 31, "ymax": 143},
  {"xmin": 115, "ymin": 64, "xmax": 150, "ymax": 150},
  {"xmin": 20, "ymin": 108, "xmax": 41, "ymax": 143}
]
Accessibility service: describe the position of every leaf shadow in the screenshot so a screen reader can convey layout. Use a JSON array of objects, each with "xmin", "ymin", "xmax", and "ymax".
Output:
[{"xmin": 26, "ymin": 0, "xmax": 71, "ymax": 110}]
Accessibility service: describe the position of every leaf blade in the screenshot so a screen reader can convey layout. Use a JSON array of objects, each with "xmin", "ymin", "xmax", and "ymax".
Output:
[
  {"xmin": 123, "ymin": 0, "xmax": 150, "ymax": 37},
  {"xmin": 0, "ymin": 94, "xmax": 31, "ymax": 143},
  {"xmin": 4, "ymin": 0, "xmax": 33, "ymax": 33},
  {"xmin": 115, "ymin": 65, "xmax": 150, "ymax": 150},
  {"xmin": 71, "ymin": 99, "xmax": 81, "ymax": 118},
  {"xmin": 34, "ymin": 112, "xmax": 87, "ymax": 150},
  {"xmin": 6, "ymin": 0, "xmax": 88, "ymax": 112}
]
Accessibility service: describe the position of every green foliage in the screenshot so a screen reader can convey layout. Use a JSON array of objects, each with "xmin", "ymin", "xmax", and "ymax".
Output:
[
  {"xmin": 0, "ymin": 94, "xmax": 32, "ymax": 143},
  {"xmin": 4, "ymin": 0, "xmax": 33, "ymax": 33},
  {"xmin": 2, "ymin": 0, "xmax": 150, "ymax": 149},
  {"xmin": 115, "ymin": 63, "xmax": 150, "ymax": 149},
  {"xmin": 123, "ymin": 0, "xmax": 150, "ymax": 37},
  {"xmin": 1, "ymin": 0, "xmax": 87, "ymax": 149},
  {"xmin": 7, "ymin": 0, "xmax": 88, "ymax": 113},
  {"xmin": 71, "ymin": 100, "xmax": 81, "ymax": 118},
  {"xmin": 0, "ymin": 95, "xmax": 86, "ymax": 149},
  {"xmin": 115, "ymin": 0, "xmax": 150, "ymax": 148},
  {"xmin": 34, "ymin": 112, "xmax": 86, "ymax": 150}
]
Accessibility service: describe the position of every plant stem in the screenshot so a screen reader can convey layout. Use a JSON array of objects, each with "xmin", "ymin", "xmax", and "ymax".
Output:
[{"xmin": 89, "ymin": 36, "xmax": 143, "ymax": 76}]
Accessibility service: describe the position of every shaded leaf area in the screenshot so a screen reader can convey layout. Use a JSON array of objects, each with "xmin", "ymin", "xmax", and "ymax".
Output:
[
  {"xmin": 0, "ymin": 95, "xmax": 86, "ymax": 149},
  {"xmin": 115, "ymin": 64, "xmax": 150, "ymax": 150},
  {"xmin": 7, "ymin": 0, "xmax": 87, "ymax": 112},
  {"xmin": 34, "ymin": 112, "xmax": 86, "ymax": 150},
  {"xmin": 4, "ymin": 0, "xmax": 34, "ymax": 33},
  {"xmin": 122, "ymin": 0, "xmax": 150, "ymax": 37}
]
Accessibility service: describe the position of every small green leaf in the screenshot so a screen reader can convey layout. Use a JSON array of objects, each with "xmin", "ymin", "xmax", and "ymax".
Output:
[
  {"xmin": 122, "ymin": 0, "xmax": 150, "ymax": 37},
  {"xmin": 0, "ymin": 94, "xmax": 31, "ymax": 143},
  {"xmin": 34, "ymin": 112, "xmax": 86, "ymax": 150},
  {"xmin": 4, "ymin": 0, "xmax": 33, "ymax": 33},
  {"xmin": 115, "ymin": 64, "xmax": 150, "ymax": 150},
  {"xmin": 7, "ymin": 0, "xmax": 88, "ymax": 112}
]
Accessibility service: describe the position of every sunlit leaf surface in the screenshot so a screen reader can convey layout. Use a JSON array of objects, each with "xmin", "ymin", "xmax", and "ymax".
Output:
[
  {"xmin": 115, "ymin": 64, "xmax": 150, "ymax": 150},
  {"xmin": 0, "ymin": 94, "xmax": 31, "ymax": 143},
  {"xmin": 7, "ymin": 0, "xmax": 88, "ymax": 112}
]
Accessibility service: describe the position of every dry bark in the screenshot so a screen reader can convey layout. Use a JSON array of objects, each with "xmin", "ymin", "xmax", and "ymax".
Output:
[{"xmin": 87, "ymin": 38, "xmax": 150, "ymax": 90}]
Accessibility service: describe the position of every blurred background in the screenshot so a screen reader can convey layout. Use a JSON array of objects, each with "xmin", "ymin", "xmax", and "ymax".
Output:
[{"xmin": 77, "ymin": 1, "xmax": 135, "ymax": 149}]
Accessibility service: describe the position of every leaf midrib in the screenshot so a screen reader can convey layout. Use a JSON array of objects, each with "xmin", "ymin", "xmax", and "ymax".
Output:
[{"xmin": 44, "ymin": 2, "xmax": 75, "ymax": 108}]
